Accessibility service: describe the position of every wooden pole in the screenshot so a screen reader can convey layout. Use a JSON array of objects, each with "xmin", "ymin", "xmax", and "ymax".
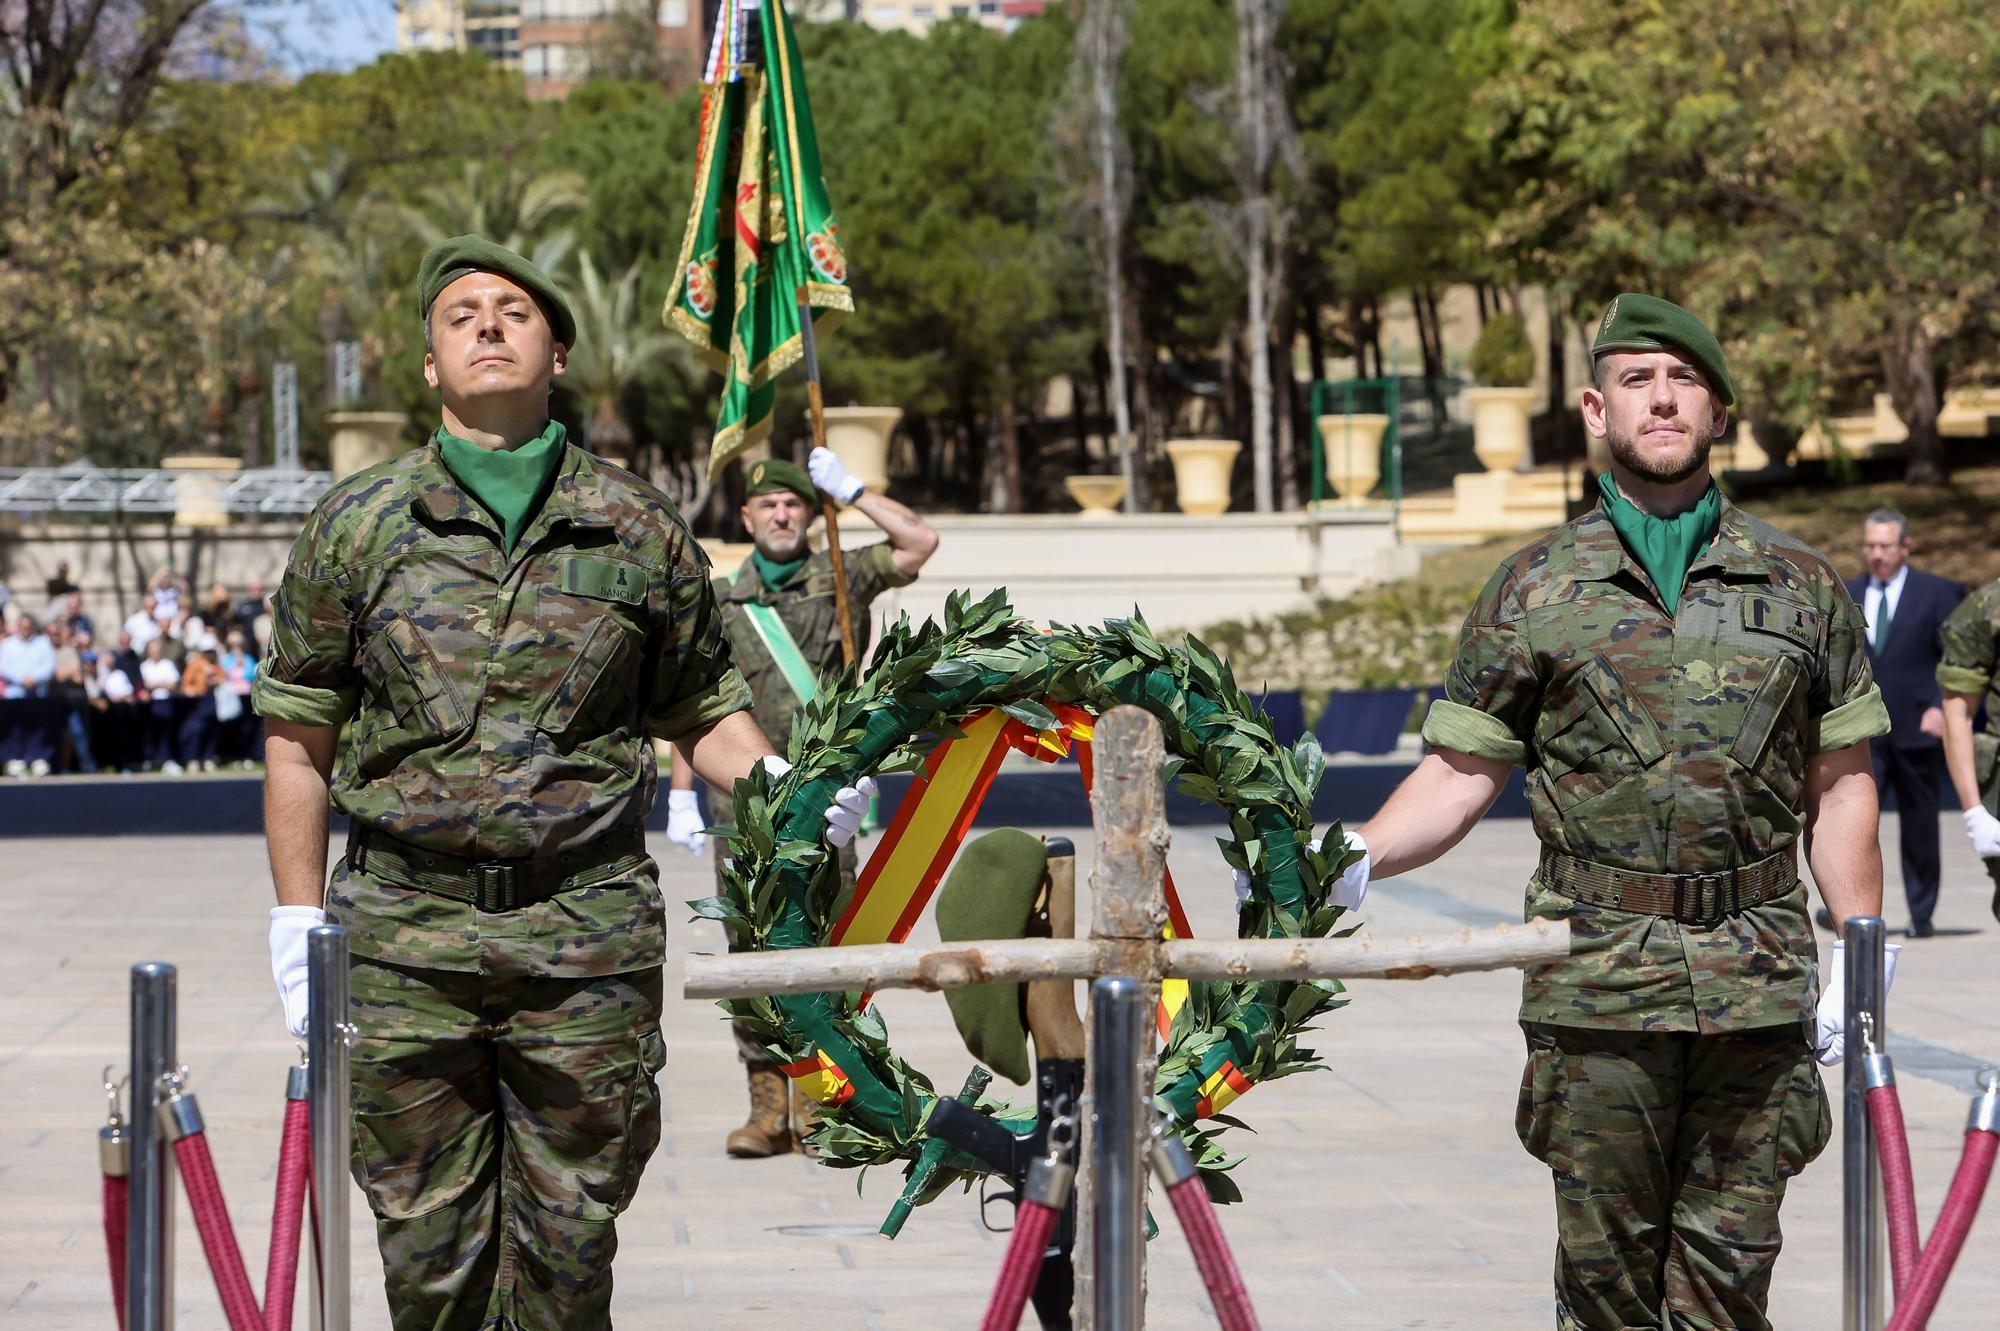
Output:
[
  {"xmin": 796, "ymin": 288, "xmax": 857, "ymax": 669},
  {"xmin": 681, "ymin": 921, "xmax": 1572, "ymax": 998},
  {"xmin": 1076, "ymin": 706, "xmax": 1170, "ymax": 1330}
]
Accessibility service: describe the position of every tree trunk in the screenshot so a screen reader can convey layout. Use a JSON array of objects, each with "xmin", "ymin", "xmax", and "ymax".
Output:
[
  {"xmin": 1218, "ymin": 326, "xmax": 1238, "ymax": 441},
  {"xmin": 1890, "ymin": 320, "xmax": 1946, "ymax": 486},
  {"xmin": 1302, "ymin": 285, "xmax": 1326, "ymax": 393},
  {"xmin": 1246, "ymin": 231, "xmax": 1275, "ymax": 511},
  {"xmin": 1123, "ymin": 268, "xmax": 1155, "ymax": 511},
  {"xmin": 1083, "ymin": 0, "xmax": 1137, "ymax": 514},
  {"xmin": 1366, "ymin": 294, "xmax": 1384, "ymax": 380},
  {"xmin": 1272, "ymin": 267, "xmax": 1299, "ymax": 510},
  {"xmin": 1424, "ymin": 288, "xmax": 1446, "ymax": 382},
  {"xmin": 990, "ymin": 360, "xmax": 1022, "ymax": 514}
]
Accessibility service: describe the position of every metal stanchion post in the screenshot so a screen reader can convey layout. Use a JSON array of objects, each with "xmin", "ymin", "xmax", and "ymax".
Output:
[
  {"xmin": 308, "ymin": 925, "xmax": 352, "ymax": 1331},
  {"xmin": 127, "ymin": 962, "xmax": 176, "ymax": 1331},
  {"xmin": 1843, "ymin": 917, "xmax": 1887, "ymax": 1331},
  {"xmin": 1090, "ymin": 977, "xmax": 1145, "ymax": 1331}
]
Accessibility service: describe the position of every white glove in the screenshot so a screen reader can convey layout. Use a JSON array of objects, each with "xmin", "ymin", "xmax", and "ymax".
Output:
[
  {"xmin": 1332, "ymin": 829, "xmax": 1371, "ymax": 910},
  {"xmin": 824, "ymin": 775, "xmax": 877, "ymax": 848},
  {"xmin": 1965, "ymin": 806, "xmax": 2000, "ymax": 858},
  {"xmin": 666, "ymin": 788, "xmax": 707, "ymax": 855},
  {"xmin": 1814, "ymin": 939, "xmax": 1903, "ymax": 1066},
  {"xmin": 808, "ymin": 446, "xmax": 865, "ymax": 504},
  {"xmin": 1229, "ymin": 828, "xmax": 1370, "ymax": 909},
  {"xmin": 269, "ymin": 906, "xmax": 325, "ymax": 1039}
]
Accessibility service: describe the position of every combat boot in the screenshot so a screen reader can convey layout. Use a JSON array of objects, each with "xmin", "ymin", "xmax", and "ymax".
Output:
[
  {"xmin": 727, "ymin": 1065, "xmax": 792, "ymax": 1157},
  {"xmin": 791, "ymin": 1084, "xmax": 820, "ymax": 1158}
]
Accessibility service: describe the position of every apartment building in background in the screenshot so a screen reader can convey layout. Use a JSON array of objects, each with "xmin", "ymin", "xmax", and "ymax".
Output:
[{"xmin": 395, "ymin": 0, "xmax": 1049, "ymax": 97}]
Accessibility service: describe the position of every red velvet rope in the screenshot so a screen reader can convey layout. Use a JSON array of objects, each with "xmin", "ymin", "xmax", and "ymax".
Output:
[
  {"xmin": 264, "ymin": 1097, "xmax": 312, "ymax": 1331},
  {"xmin": 1165, "ymin": 1176, "xmax": 1260, "ymax": 1331},
  {"xmin": 1885, "ymin": 1130, "xmax": 1999, "ymax": 1331},
  {"xmin": 1869, "ymin": 1083, "xmax": 1923, "ymax": 1298},
  {"xmin": 977, "ymin": 1199, "xmax": 1059, "ymax": 1331},
  {"xmin": 170, "ymin": 1130, "xmax": 266, "ymax": 1331},
  {"xmin": 103, "ymin": 1171, "xmax": 128, "ymax": 1331}
]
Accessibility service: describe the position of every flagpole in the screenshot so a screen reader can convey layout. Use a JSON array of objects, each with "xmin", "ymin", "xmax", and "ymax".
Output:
[{"xmin": 796, "ymin": 286, "xmax": 857, "ymax": 670}]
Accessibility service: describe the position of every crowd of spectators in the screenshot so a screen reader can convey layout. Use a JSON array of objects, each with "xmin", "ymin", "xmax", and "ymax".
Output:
[{"xmin": 0, "ymin": 562, "xmax": 271, "ymax": 778}]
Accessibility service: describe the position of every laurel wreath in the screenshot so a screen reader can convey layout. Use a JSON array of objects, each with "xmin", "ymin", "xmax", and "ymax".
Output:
[{"xmin": 695, "ymin": 589, "xmax": 1361, "ymax": 1207}]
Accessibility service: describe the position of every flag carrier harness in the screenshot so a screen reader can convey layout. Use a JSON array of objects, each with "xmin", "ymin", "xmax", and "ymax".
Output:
[{"xmin": 107, "ymin": 927, "xmax": 353, "ymax": 1331}]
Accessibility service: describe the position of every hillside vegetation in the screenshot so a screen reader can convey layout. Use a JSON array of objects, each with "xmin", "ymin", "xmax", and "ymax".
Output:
[{"xmin": 1194, "ymin": 465, "xmax": 2000, "ymax": 695}]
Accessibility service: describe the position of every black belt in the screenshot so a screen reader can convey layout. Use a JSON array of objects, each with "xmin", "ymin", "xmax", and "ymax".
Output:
[
  {"xmin": 1539, "ymin": 846, "xmax": 1798, "ymax": 927},
  {"xmin": 346, "ymin": 823, "xmax": 649, "ymax": 913}
]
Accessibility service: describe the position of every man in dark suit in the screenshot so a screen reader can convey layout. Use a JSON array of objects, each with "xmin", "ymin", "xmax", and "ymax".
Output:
[{"xmin": 1847, "ymin": 508, "xmax": 1965, "ymax": 937}]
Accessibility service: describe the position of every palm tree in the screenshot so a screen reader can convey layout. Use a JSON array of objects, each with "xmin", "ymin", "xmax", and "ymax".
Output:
[
  {"xmin": 562, "ymin": 250, "xmax": 692, "ymax": 482},
  {"xmin": 400, "ymin": 163, "xmax": 587, "ymax": 277}
]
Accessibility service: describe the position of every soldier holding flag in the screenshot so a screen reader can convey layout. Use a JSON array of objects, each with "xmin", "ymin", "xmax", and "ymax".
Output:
[{"xmin": 667, "ymin": 453, "xmax": 938, "ymax": 1156}]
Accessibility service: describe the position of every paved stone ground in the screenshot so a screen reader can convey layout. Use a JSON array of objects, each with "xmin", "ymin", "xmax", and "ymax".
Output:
[{"xmin": 4, "ymin": 812, "xmax": 1998, "ymax": 1329}]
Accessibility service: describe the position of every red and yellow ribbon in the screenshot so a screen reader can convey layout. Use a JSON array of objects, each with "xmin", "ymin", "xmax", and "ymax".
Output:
[
  {"xmin": 829, "ymin": 699, "xmax": 1193, "ymax": 1037},
  {"xmin": 783, "ymin": 1050, "xmax": 856, "ymax": 1106}
]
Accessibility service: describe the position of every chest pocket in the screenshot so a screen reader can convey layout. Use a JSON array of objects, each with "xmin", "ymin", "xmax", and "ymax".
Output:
[
  {"xmin": 1535, "ymin": 657, "xmax": 1666, "ymax": 811},
  {"xmin": 1726, "ymin": 594, "xmax": 1821, "ymax": 801},
  {"xmin": 360, "ymin": 615, "xmax": 470, "ymax": 738},
  {"xmin": 537, "ymin": 613, "xmax": 643, "ymax": 740}
]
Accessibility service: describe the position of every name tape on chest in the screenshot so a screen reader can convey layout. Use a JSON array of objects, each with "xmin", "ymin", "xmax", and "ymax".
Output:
[
  {"xmin": 564, "ymin": 558, "xmax": 645, "ymax": 605},
  {"xmin": 1741, "ymin": 595, "xmax": 1818, "ymax": 650}
]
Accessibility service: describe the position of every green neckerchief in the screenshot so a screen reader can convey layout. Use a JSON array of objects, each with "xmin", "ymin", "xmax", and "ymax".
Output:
[
  {"xmin": 1596, "ymin": 472, "xmax": 1722, "ymax": 615},
  {"xmin": 751, "ymin": 548, "xmax": 809, "ymax": 592},
  {"xmin": 436, "ymin": 419, "xmax": 566, "ymax": 555}
]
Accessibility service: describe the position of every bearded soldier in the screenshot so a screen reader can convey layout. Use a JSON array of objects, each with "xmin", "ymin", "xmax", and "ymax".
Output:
[
  {"xmin": 1331, "ymin": 295, "xmax": 1894, "ymax": 1328},
  {"xmin": 665, "ymin": 451, "xmax": 938, "ymax": 1156},
  {"xmin": 255, "ymin": 236, "xmax": 869, "ymax": 1329}
]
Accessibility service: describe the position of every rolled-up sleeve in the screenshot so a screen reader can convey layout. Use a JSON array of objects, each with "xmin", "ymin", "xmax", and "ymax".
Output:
[
  {"xmin": 646, "ymin": 534, "xmax": 753, "ymax": 742},
  {"xmin": 1421, "ymin": 565, "xmax": 1537, "ymax": 767},
  {"xmin": 1807, "ymin": 584, "xmax": 1890, "ymax": 754},
  {"xmin": 252, "ymin": 510, "xmax": 359, "ymax": 727},
  {"xmin": 1937, "ymin": 584, "xmax": 2000, "ymax": 697}
]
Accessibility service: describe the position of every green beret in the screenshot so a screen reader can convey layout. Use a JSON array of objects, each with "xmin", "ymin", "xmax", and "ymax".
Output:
[
  {"xmin": 745, "ymin": 457, "xmax": 818, "ymax": 505},
  {"xmin": 415, "ymin": 234, "xmax": 577, "ymax": 349},
  {"xmin": 935, "ymin": 829, "xmax": 1049, "ymax": 1086},
  {"xmin": 1590, "ymin": 292, "xmax": 1735, "ymax": 407}
]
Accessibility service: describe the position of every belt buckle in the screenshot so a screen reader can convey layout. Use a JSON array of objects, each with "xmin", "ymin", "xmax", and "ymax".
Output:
[
  {"xmin": 1682, "ymin": 872, "xmax": 1730, "ymax": 926},
  {"xmin": 475, "ymin": 863, "xmax": 520, "ymax": 913}
]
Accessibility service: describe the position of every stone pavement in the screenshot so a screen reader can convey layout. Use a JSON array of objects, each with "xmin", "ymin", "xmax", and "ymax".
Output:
[{"xmin": 3, "ymin": 813, "xmax": 1998, "ymax": 1329}]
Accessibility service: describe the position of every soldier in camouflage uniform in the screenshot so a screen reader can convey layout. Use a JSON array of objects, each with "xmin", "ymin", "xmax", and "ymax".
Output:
[
  {"xmin": 1338, "ymin": 295, "xmax": 1893, "ymax": 1329},
  {"xmin": 1935, "ymin": 577, "xmax": 2000, "ymax": 921},
  {"xmin": 254, "ymin": 235, "xmax": 871, "ymax": 1330},
  {"xmin": 666, "ymin": 451, "xmax": 938, "ymax": 1156}
]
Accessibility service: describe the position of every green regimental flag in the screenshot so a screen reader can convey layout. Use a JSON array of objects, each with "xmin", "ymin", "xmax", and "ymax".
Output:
[{"xmin": 664, "ymin": 0, "xmax": 853, "ymax": 483}]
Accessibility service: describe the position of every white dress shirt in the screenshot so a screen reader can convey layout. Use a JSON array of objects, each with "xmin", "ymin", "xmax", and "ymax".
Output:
[{"xmin": 1863, "ymin": 564, "xmax": 1909, "ymax": 649}]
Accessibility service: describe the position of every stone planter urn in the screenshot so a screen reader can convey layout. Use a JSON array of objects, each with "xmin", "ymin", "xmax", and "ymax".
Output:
[
  {"xmin": 327, "ymin": 411, "xmax": 412, "ymax": 481},
  {"xmin": 1315, "ymin": 413, "xmax": 1390, "ymax": 503},
  {"xmin": 1463, "ymin": 386, "xmax": 1538, "ymax": 473},
  {"xmin": 821, "ymin": 406, "xmax": 902, "ymax": 497},
  {"xmin": 1165, "ymin": 439, "xmax": 1241, "ymax": 516},
  {"xmin": 160, "ymin": 454, "xmax": 242, "ymax": 529},
  {"xmin": 1062, "ymin": 474, "xmax": 1128, "ymax": 518}
]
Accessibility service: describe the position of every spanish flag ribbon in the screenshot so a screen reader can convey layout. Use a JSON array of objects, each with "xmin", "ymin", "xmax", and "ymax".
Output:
[
  {"xmin": 1195, "ymin": 1060, "xmax": 1255, "ymax": 1119},
  {"xmin": 782, "ymin": 1050, "xmax": 856, "ymax": 1106},
  {"xmin": 827, "ymin": 700, "xmax": 1194, "ymax": 1038}
]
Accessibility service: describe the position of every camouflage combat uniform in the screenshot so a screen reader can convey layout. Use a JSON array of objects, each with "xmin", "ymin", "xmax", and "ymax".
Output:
[
  {"xmin": 254, "ymin": 434, "xmax": 751, "ymax": 1330},
  {"xmin": 1936, "ymin": 578, "xmax": 2000, "ymax": 893},
  {"xmin": 708, "ymin": 543, "xmax": 914, "ymax": 1064},
  {"xmin": 1424, "ymin": 497, "xmax": 1888, "ymax": 1330}
]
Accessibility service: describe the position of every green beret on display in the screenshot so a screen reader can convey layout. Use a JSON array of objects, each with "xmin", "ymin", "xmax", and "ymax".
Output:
[
  {"xmin": 415, "ymin": 234, "xmax": 578, "ymax": 349},
  {"xmin": 745, "ymin": 457, "xmax": 819, "ymax": 504},
  {"xmin": 1590, "ymin": 292, "xmax": 1735, "ymax": 407},
  {"xmin": 934, "ymin": 828, "xmax": 1050, "ymax": 1086}
]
